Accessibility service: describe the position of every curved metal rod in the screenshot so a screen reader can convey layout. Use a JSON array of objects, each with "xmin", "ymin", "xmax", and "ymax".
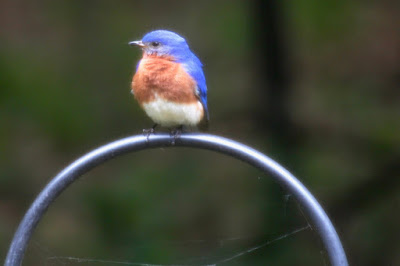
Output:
[{"xmin": 5, "ymin": 133, "xmax": 348, "ymax": 266}]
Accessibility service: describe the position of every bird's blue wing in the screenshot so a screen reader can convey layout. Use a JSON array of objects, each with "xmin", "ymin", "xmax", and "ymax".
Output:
[{"xmin": 184, "ymin": 54, "xmax": 209, "ymax": 121}]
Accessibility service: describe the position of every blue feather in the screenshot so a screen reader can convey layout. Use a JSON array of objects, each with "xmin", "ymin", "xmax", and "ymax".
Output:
[
  {"xmin": 138, "ymin": 30, "xmax": 209, "ymax": 120},
  {"xmin": 182, "ymin": 54, "xmax": 209, "ymax": 121}
]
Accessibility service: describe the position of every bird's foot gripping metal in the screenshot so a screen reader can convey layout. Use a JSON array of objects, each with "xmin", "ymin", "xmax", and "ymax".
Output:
[
  {"xmin": 143, "ymin": 124, "xmax": 158, "ymax": 141},
  {"xmin": 169, "ymin": 125, "xmax": 184, "ymax": 145}
]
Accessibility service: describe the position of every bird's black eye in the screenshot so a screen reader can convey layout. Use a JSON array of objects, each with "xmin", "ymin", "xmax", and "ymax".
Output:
[{"xmin": 151, "ymin": 41, "xmax": 160, "ymax": 47}]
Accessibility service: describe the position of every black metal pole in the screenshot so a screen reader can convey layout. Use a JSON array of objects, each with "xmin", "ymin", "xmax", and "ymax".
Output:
[{"xmin": 5, "ymin": 133, "xmax": 348, "ymax": 266}]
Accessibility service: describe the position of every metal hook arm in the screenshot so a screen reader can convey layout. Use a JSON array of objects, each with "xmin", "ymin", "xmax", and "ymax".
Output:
[{"xmin": 5, "ymin": 133, "xmax": 348, "ymax": 266}]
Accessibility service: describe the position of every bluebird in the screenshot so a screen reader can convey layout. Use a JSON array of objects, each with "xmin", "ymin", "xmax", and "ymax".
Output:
[{"xmin": 129, "ymin": 30, "xmax": 209, "ymax": 131}]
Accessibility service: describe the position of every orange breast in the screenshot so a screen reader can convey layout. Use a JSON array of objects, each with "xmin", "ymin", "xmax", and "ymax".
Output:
[{"xmin": 132, "ymin": 55, "xmax": 197, "ymax": 105}]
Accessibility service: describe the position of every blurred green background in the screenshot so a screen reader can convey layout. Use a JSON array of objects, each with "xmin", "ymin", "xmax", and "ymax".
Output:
[{"xmin": 1, "ymin": 0, "xmax": 399, "ymax": 265}]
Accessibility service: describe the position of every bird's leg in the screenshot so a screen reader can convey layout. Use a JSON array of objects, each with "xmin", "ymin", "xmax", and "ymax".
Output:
[
  {"xmin": 143, "ymin": 123, "xmax": 158, "ymax": 141},
  {"xmin": 170, "ymin": 125, "xmax": 184, "ymax": 145}
]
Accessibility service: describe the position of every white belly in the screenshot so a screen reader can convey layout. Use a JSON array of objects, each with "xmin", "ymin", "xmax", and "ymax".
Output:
[{"xmin": 142, "ymin": 95, "xmax": 204, "ymax": 127}]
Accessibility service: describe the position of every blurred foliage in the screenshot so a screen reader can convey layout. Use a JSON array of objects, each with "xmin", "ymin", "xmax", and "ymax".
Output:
[{"xmin": 1, "ymin": 0, "xmax": 399, "ymax": 265}]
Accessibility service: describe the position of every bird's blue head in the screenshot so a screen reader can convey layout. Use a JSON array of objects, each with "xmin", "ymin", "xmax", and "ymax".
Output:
[{"xmin": 129, "ymin": 30, "xmax": 191, "ymax": 61}]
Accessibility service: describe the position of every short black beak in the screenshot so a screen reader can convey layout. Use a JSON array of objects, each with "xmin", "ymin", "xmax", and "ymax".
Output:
[{"xmin": 129, "ymin": 40, "xmax": 145, "ymax": 47}]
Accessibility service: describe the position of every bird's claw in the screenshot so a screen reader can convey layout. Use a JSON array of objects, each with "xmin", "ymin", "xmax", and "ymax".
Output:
[
  {"xmin": 170, "ymin": 125, "xmax": 183, "ymax": 145},
  {"xmin": 143, "ymin": 124, "xmax": 158, "ymax": 142}
]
